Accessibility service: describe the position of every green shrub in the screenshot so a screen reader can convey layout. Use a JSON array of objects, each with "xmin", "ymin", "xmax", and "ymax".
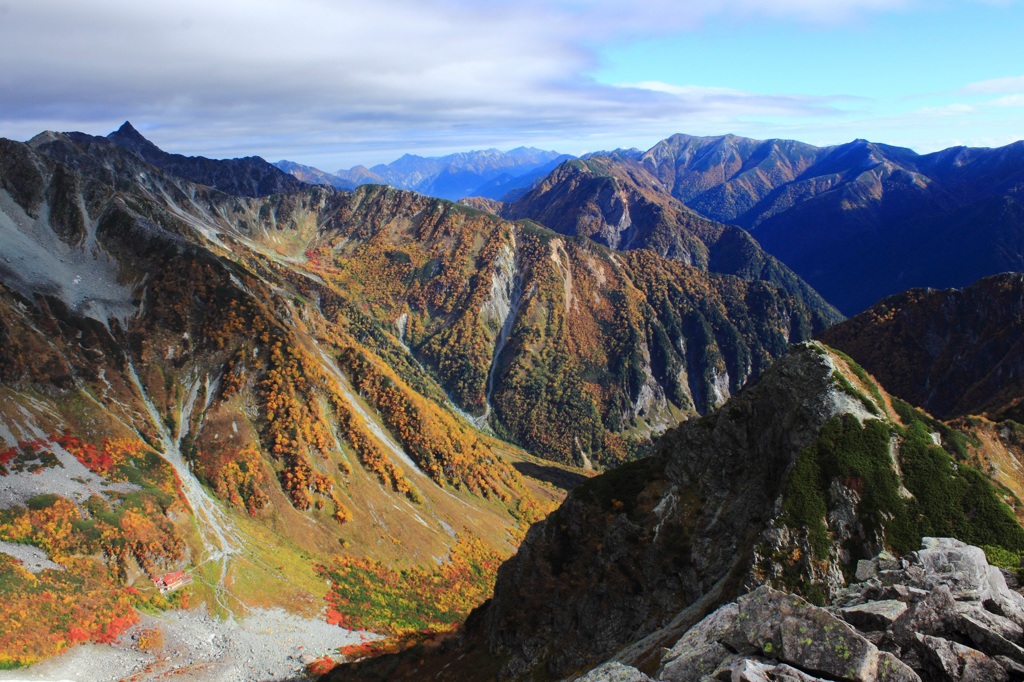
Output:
[{"xmin": 782, "ymin": 445, "xmax": 830, "ymax": 560}]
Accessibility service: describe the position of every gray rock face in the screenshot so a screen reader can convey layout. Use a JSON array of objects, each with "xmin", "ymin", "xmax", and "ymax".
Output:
[
  {"xmin": 580, "ymin": 539, "xmax": 1024, "ymax": 682},
  {"xmin": 659, "ymin": 586, "xmax": 918, "ymax": 682},
  {"xmin": 914, "ymin": 633, "xmax": 1009, "ymax": 682},
  {"xmin": 917, "ymin": 538, "xmax": 1024, "ymax": 624},
  {"xmin": 841, "ymin": 600, "xmax": 908, "ymax": 631},
  {"xmin": 577, "ymin": 662, "xmax": 655, "ymax": 682}
]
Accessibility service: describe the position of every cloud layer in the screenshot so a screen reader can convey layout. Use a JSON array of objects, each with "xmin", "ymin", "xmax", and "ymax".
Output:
[{"xmin": 0, "ymin": 0, "xmax": 1016, "ymax": 167}]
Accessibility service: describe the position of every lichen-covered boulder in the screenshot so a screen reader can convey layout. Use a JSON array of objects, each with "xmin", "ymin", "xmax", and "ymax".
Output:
[{"xmin": 659, "ymin": 586, "xmax": 919, "ymax": 681}]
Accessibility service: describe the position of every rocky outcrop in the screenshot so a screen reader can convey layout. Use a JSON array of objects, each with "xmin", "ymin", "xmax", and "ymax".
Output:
[
  {"xmin": 599, "ymin": 538, "xmax": 1024, "ymax": 682},
  {"xmin": 467, "ymin": 344, "xmax": 883, "ymax": 679},
  {"xmin": 657, "ymin": 585, "xmax": 918, "ymax": 681}
]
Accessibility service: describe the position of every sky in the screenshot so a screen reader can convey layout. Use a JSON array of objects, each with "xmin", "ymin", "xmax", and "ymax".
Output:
[{"xmin": 1, "ymin": 0, "xmax": 1022, "ymax": 170}]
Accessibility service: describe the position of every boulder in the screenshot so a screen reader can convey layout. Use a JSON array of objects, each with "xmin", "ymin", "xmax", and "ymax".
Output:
[
  {"xmin": 876, "ymin": 551, "xmax": 901, "ymax": 573},
  {"xmin": 955, "ymin": 609, "xmax": 1024, "ymax": 664},
  {"xmin": 659, "ymin": 602, "xmax": 739, "ymax": 680},
  {"xmin": 917, "ymin": 538, "xmax": 1024, "ymax": 623},
  {"xmin": 840, "ymin": 600, "xmax": 908, "ymax": 631},
  {"xmin": 914, "ymin": 633, "xmax": 1008, "ymax": 682},
  {"xmin": 577, "ymin": 662, "xmax": 655, "ymax": 682},
  {"xmin": 857, "ymin": 560, "xmax": 879, "ymax": 582},
  {"xmin": 660, "ymin": 586, "xmax": 919, "ymax": 681},
  {"xmin": 889, "ymin": 584, "xmax": 959, "ymax": 647}
]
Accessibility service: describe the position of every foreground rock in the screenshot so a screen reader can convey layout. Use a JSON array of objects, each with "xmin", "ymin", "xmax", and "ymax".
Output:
[
  {"xmin": 600, "ymin": 538, "xmax": 1024, "ymax": 682},
  {"xmin": 658, "ymin": 586, "xmax": 917, "ymax": 681}
]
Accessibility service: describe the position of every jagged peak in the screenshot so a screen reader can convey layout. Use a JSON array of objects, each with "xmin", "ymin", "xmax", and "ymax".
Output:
[
  {"xmin": 106, "ymin": 120, "xmax": 165, "ymax": 160},
  {"xmin": 111, "ymin": 120, "xmax": 143, "ymax": 139}
]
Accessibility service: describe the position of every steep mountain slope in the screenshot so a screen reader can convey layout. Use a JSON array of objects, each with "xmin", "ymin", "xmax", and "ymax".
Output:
[
  {"xmin": 330, "ymin": 147, "xmax": 572, "ymax": 201},
  {"xmin": 819, "ymin": 273, "xmax": 1024, "ymax": 422},
  {"xmin": 309, "ymin": 184, "xmax": 838, "ymax": 464},
  {"xmin": 499, "ymin": 155, "xmax": 838, "ymax": 321},
  {"xmin": 339, "ymin": 342, "xmax": 1024, "ymax": 680},
  {"xmin": 0, "ymin": 125, "xmax": 842, "ymax": 668},
  {"xmin": 633, "ymin": 133, "xmax": 1024, "ymax": 314},
  {"xmin": 0, "ymin": 130, "xmax": 562, "ymax": 666}
]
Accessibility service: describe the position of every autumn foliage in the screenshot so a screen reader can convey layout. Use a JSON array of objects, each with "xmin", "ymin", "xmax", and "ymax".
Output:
[
  {"xmin": 336, "ymin": 345, "xmax": 520, "ymax": 498},
  {"xmin": 0, "ymin": 553, "xmax": 139, "ymax": 667},
  {"xmin": 192, "ymin": 444, "xmax": 270, "ymax": 516},
  {"xmin": 319, "ymin": 535, "xmax": 504, "ymax": 636},
  {"xmin": 0, "ymin": 431, "xmax": 189, "ymax": 667}
]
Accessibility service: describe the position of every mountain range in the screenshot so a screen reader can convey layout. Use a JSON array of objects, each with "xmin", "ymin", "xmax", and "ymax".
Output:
[
  {"xmin": 276, "ymin": 147, "xmax": 573, "ymax": 202},
  {"xmin": 0, "ymin": 123, "xmax": 841, "ymax": 670},
  {"xmin": 282, "ymin": 131, "xmax": 1024, "ymax": 317},
  {"xmin": 459, "ymin": 133, "xmax": 1024, "ymax": 316},
  {"xmin": 3, "ymin": 121, "xmax": 1024, "ymax": 679}
]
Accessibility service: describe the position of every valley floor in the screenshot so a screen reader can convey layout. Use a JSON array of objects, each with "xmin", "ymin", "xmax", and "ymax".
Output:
[{"xmin": 0, "ymin": 607, "xmax": 374, "ymax": 682}]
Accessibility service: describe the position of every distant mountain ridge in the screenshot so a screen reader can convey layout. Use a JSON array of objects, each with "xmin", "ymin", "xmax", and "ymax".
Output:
[
  {"xmin": 273, "ymin": 159, "xmax": 356, "ymax": 190},
  {"xmin": 276, "ymin": 147, "xmax": 574, "ymax": 201},
  {"xmin": 630, "ymin": 133, "xmax": 1024, "ymax": 314},
  {"xmin": 71, "ymin": 121, "xmax": 309, "ymax": 197},
  {"xmin": 486, "ymin": 154, "xmax": 839, "ymax": 320},
  {"xmin": 479, "ymin": 132, "xmax": 1024, "ymax": 315}
]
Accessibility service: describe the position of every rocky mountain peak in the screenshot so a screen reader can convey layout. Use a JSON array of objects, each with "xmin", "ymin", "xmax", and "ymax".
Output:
[
  {"xmin": 106, "ymin": 120, "xmax": 166, "ymax": 160},
  {"xmin": 110, "ymin": 120, "xmax": 145, "ymax": 142}
]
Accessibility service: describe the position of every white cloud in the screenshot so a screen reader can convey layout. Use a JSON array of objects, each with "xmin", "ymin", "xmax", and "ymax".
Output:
[
  {"xmin": 961, "ymin": 75, "xmax": 1024, "ymax": 94},
  {"xmin": 989, "ymin": 94, "xmax": 1024, "ymax": 107},
  {"xmin": 915, "ymin": 103, "xmax": 978, "ymax": 116}
]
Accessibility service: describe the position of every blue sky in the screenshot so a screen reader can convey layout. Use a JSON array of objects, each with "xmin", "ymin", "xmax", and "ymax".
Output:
[{"xmin": 0, "ymin": 0, "xmax": 1021, "ymax": 170}]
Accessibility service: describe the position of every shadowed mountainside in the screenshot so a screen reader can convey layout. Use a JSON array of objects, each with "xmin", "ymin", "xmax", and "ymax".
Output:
[
  {"xmin": 819, "ymin": 273, "xmax": 1024, "ymax": 422},
  {"xmin": 500, "ymin": 133, "xmax": 1024, "ymax": 315}
]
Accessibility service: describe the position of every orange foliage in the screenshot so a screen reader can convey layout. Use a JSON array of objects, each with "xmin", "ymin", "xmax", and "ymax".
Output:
[
  {"xmin": 0, "ymin": 554, "xmax": 140, "ymax": 667},
  {"xmin": 57, "ymin": 434, "xmax": 145, "ymax": 478},
  {"xmin": 193, "ymin": 444, "xmax": 270, "ymax": 515},
  {"xmin": 336, "ymin": 345, "xmax": 520, "ymax": 499},
  {"xmin": 327, "ymin": 391, "xmax": 418, "ymax": 502},
  {"xmin": 306, "ymin": 654, "xmax": 339, "ymax": 676},
  {"xmin": 0, "ymin": 439, "xmax": 50, "ymax": 476},
  {"xmin": 318, "ymin": 535, "xmax": 505, "ymax": 636},
  {"xmin": 255, "ymin": 336, "xmax": 352, "ymax": 522},
  {"xmin": 0, "ymin": 488, "xmax": 184, "ymax": 582}
]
